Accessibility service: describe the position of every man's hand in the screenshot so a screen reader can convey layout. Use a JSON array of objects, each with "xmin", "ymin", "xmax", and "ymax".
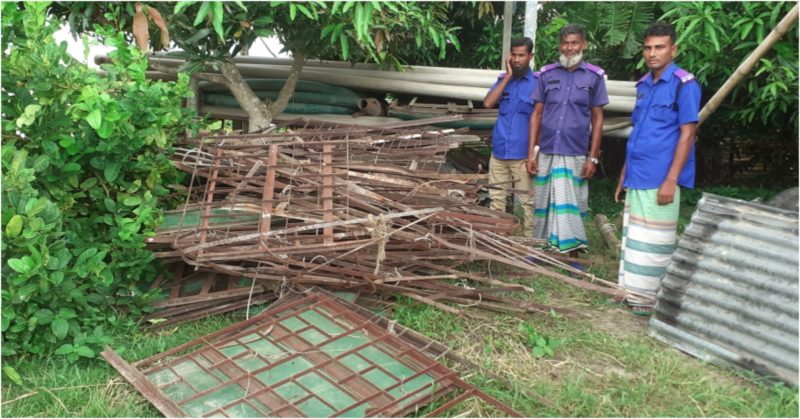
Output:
[
  {"xmin": 580, "ymin": 159, "xmax": 596, "ymax": 179},
  {"xmin": 614, "ymin": 182, "xmax": 625, "ymax": 203},
  {"xmin": 506, "ymin": 56, "xmax": 513, "ymax": 76},
  {"xmin": 657, "ymin": 180, "xmax": 677, "ymax": 205},
  {"xmin": 526, "ymin": 157, "xmax": 538, "ymax": 175}
]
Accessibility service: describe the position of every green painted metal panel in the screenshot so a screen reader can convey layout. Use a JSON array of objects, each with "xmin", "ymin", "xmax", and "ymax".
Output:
[
  {"xmin": 182, "ymin": 384, "xmax": 247, "ymax": 417},
  {"xmin": 299, "ymin": 310, "xmax": 346, "ymax": 335},
  {"xmin": 147, "ymin": 368, "xmax": 177, "ymax": 386},
  {"xmin": 173, "ymin": 360, "xmax": 220, "ymax": 391},
  {"xmin": 224, "ymin": 402, "xmax": 262, "ymax": 418},
  {"xmin": 247, "ymin": 339, "xmax": 287, "ymax": 361},
  {"xmin": 255, "ymin": 357, "xmax": 314, "ymax": 386},
  {"xmin": 297, "ymin": 397, "xmax": 335, "ymax": 417},
  {"xmin": 296, "ymin": 372, "xmax": 356, "ymax": 410},
  {"xmin": 279, "ymin": 316, "xmax": 308, "ymax": 332},
  {"xmin": 299, "ymin": 328, "xmax": 328, "ymax": 345},
  {"xmin": 235, "ymin": 356, "xmax": 267, "ymax": 373},
  {"xmin": 275, "ymin": 381, "xmax": 309, "ymax": 404},
  {"xmin": 162, "ymin": 381, "xmax": 195, "ymax": 400}
]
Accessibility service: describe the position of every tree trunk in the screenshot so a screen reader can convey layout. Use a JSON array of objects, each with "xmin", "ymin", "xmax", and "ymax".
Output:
[
  {"xmin": 218, "ymin": 61, "xmax": 273, "ymax": 132},
  {"xmin": 270, "ymin": 50, "xmax": 305, "ymax": 116}
]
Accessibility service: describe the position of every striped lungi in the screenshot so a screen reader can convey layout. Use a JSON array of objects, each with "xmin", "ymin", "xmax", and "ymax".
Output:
[
  {"xmin": 618, "ymin": 188, "xmax": 680, "ymax": 307},
  {"xmin": 533, "ymin": 154, "xmax": 589, "ymax": 253}
]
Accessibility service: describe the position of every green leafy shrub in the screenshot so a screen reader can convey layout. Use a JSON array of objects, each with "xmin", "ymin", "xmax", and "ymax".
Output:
[{"xmin": 1, "ymin": 2, "xmax": 196, "ymax": 359}]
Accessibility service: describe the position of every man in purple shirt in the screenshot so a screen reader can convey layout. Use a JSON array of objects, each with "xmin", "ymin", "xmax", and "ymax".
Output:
[
  {"xmin": 527, "ymin": 23, "xmax": 608, "ymax": 261},
  {"xmin": 483, "ymin": 37, "xmax": 538, "ymax": 237},
  {"xmin": 614, "ymin": 22, "xmax": 701, "ymax": 314}
]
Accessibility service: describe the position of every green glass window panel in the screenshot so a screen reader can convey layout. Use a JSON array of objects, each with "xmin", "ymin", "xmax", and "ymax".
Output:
[
  {"xmin": 223, "ymin": 402, "xmax": 263, "ymax": 418},
  {"xmin": 279, "ymin": 316, "xmax": 307, "ymax": 332},
  {"xmin": 147, "ymin": 368, "xmax": 177, "ymax": 386},
  {"xmin": 339, "ymin": 354, "xmax": 371, "ymax": 372},
  {"xmin": 162, "ymin": 381, "xmax": 195, "ymax": 401},
  {"xmin": 296, "ymin": 372, "xmax": 356, "ymax": 410},
  {"xmin": 182, "ymin": 384, "xmax": 246, "ymax": 417},
  {"xmin": 381, "ymin": 358, "xmax": 417, "ymax": 380},
  {"xmin": 274, "ymin": 381, "xmax": 309, "ymax": 404},
  {"xmin": 235, "ymin": 356, "xmax": 267, "ymax": 372},
  {"xmin": 320, "ymin": 332, "xmax": 368, "ymax": 356},
  {"xmin": 299, "ymin": 310, "xmax": 346, "ymax": 335},
  {"xmin": 358, "ymin": 346, "xmax": 397, "ymax": 366},
  {"xmin": 211, "ymin": 368, "xmax": 230, "ymax": 382},
  {"xmin": 220, "ymin": 343, "xmax": 247, "ymax": 357},
  {"xmin": 297, "ymin": 397, "xmax": 335, "ymax": 417},
  {"xmin": 338, "ymin": 404, "xmax": 370, "ymax": 418},
  {"xmin": 255, "ymin": 356, "xmax": 314, "ymax": 386},
  {"xmin": 247, "ymin": 339, "xmax": 287, "ymax": 361},
  {"xmin": 239, "ymin": 333, "xmax": 262, "ymax": 344},
  {"xmin": 173, "ymin": 360, "xmax": 220, "ymax": 391},
  {"xmin": 389, "ymin": 375, "xmax": 436, "ymax": 399},
  {"xmin": 362, "ymin": 368, "xmax": 397, "ymax": 390},
  {"xmin": 299, "ymin": 328, "xmax": 328, "ymax": 345}
]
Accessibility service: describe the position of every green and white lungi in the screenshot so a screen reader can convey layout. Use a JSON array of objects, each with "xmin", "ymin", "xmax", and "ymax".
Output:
[
  {"xmin": 533, "ymin": 154, "xmax": 589, "ymax": 253},
  {"xmin": 618, "ymin": 188, "xmax": 680, "ymax": 307}
]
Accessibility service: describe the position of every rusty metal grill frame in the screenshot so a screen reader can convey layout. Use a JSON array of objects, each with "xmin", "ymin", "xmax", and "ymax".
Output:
[{"xmin": 104, "ymin": 290, "xmax": 522, "ymax": 417}]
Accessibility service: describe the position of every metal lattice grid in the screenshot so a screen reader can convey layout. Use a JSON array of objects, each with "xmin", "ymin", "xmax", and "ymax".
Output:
[{"xmin": 104, "ymin": 290, "xmax": 521, "ymax": 417}]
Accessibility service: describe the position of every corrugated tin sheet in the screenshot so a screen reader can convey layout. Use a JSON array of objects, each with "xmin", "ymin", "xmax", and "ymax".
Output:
[{"xmin": 649, "ymin": 193, "xmax": 799, "ymax": 385}]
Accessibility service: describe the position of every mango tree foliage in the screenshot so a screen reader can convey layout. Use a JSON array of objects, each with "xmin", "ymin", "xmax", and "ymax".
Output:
[
  {"xmin": 662, "ymin": 1, "xmax": 798, "ymax": 128},
  {"xmin": 52, "ymin": 1, "xmax": 460, "ymax": 131},
  {"xmin": 1, "ymin": 2, "xmax": 197, "ymax": 359}
]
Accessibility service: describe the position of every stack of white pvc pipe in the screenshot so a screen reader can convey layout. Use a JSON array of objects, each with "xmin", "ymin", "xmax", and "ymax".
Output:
[
  {"xmin": 95, "ymin": 54, "xmax": 636, "ymax": 137},
  {"xmin": 94, "ymin": 54, "xmax": 637, "ymax": 114}
]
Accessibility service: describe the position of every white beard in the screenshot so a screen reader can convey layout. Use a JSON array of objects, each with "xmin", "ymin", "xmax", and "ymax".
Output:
[{"xmin": 559, "ymin": 52, "xmax": 583, "ymax": 68}]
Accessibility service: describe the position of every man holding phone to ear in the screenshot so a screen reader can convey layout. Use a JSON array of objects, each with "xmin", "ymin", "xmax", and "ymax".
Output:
[{"xmin": 483, "ymin": 37, "xmax": 538, "ymax": 238}]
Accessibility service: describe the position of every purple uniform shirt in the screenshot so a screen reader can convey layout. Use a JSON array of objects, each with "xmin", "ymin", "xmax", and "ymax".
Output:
[{"xmin": 533, "ymin": 61, "xmax": 609, "ymax": 156}]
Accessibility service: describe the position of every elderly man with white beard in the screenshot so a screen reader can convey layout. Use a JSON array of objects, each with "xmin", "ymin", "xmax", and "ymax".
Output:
[{"xmin": 527, "ymin": 23, "xmax": 608, "ymax": 267}]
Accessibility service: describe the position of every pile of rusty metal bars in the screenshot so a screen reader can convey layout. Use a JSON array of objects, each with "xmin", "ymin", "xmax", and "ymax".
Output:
[{"xmin": 151, "ymin": 117, "xmax": 644, "ymax": 319}]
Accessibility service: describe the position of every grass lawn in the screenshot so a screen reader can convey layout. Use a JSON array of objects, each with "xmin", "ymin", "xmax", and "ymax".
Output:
[{"xmin": 2, "ymin": 182, "xmax": 797, "ymax": 417}]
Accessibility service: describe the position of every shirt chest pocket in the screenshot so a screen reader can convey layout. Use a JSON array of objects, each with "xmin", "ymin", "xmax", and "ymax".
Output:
[
  {"xmin": 517, "ymin": 97, "xmax": 534, "ymax": 115},
  {"xmin": 498, "ymin": 94, "xmax": 512, "ymax": 115},
  {"xmin": 650, "ymin": 100, "xmax": 678, "ymax": 123},
  {"xmin": 544, "ymin": 82, "xmax": 563, "ymax": 104},
  {"xmin": 573, "ymin": 82, "xmax": 593, "ymax": 106}
]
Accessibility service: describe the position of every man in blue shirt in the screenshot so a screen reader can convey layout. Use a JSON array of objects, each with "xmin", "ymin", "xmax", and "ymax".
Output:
[
  {"xmin": 614, "ymin": 21, "xmax": 701, "ymax": 314},
  {"xmin": 483, "ymin": 37, "xmax": 538, "ymax": 237},
  {"xmin": 527, "ymin": 24, "xmax": 608, "ymax": 260}
]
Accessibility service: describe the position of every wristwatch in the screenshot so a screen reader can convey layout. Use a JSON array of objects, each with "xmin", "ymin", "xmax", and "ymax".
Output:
[{"xmin": 588, "ymin": 156, "xmax": 599, "ymax": 164}]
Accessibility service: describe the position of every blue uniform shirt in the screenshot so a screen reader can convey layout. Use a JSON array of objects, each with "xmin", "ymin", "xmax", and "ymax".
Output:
[
  {"xmin": 624, "ymin": 63, "xmax": 701, "ymax": 190},
  {"xmin": 488, "ymin": 68, "xmax": 539, "ymax": 160},
  {"xmin": 533, "ymin": 61, "xmax": 609, "ymax": 156}
]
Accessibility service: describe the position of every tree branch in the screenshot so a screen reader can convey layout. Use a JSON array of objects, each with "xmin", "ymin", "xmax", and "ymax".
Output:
[
  {"xmin": 147, "ymin": 62, "xmax": 228, "ymax": 86},
  {"xmin": 270, "ymin": 50, "xmax": 305, "ymax": 115}
]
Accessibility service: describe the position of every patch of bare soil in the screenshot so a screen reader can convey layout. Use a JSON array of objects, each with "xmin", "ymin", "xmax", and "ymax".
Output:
[{"xmin": 592, "ymin": 305, "xmax": 650, "ymax": 339}]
